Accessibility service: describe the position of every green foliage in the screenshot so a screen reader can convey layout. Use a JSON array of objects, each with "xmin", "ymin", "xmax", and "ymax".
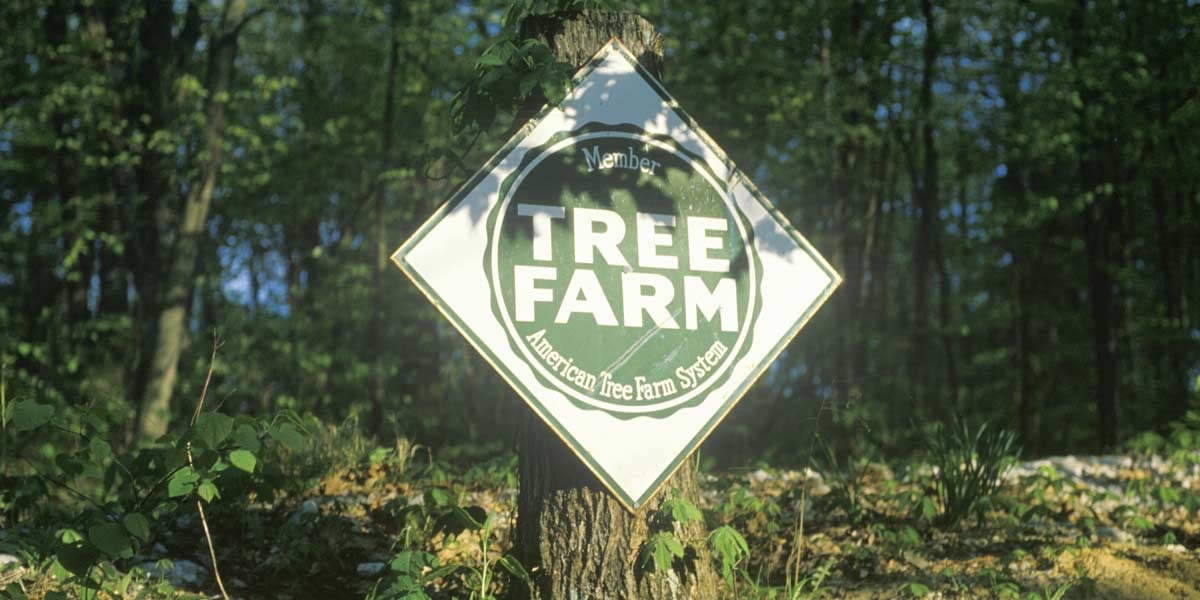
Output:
[
  {"xmin": 707, "ymin": 524, "xmax": 749, "ymax": 587},
  {"xmin": 0, "ymin": 391, "xmax": 310, "ymax": 596},
  {"xmin": 1, "ymin": 0, "xmax": 1199, "ymax": 595},
  {"xmin": 924, "ymin": 418, "xmax": 1020, "ymax": 528},
  {"xmin": 659, "ymin": 489, "xmax": 704, "ymax": 525},
  {"xmin": 899, "ymin": 581, "xmax": 930, "ymax": 597},
  {"xmin": 367, "ymin": 487, "xmax": 530, "ymax": 600},
  {"xmin": 1125, "ymin": 410, "xmax": 1200, "ymax": 468},
  {"xmin": 229, "ymin": 449, "xmax": 257, "ymax": 473},
  {"xmin": 787, "ymin": 560, "xmax": 833, "ymax": 600},
  {"xmin": 6, "ymin": 400, "xmax": 54, "ymax": 434},
  {"xmin": 642, "ymin": 532, "xmax": 685, "ymax": 574},
  {"xmin": 1030, "ymin": 581, "xmax": 1074, "ymax": 600}
]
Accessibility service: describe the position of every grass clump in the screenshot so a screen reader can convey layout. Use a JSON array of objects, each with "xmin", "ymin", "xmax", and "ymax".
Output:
[{"xmin": 925, "ymin": 418, "xmax": 1020, "ymax": 528}]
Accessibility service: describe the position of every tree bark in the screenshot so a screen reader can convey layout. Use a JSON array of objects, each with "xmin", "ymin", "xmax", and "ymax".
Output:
[
  {"xmin": 512, "ymin": 12, "xmax": 718, "ymax": 600},
  {"xmin": 909, "ymin": 0, "xmax": 940, "ymax": 413},
  {"xmin": 137, "ymin": 0, "xmax": 251, "ymax": 439}
]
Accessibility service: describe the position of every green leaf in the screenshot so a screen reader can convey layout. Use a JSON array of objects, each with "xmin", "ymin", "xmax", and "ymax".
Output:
[
  {"xmin": 168, "ymin": 467, "xmax": 199, "ymax": 498},
  {"xmin": 449, "ymin": 505, "xmax": 486, "ymax": 531},
  {"xmin": 232, "ymin": 424, "xmax": 261, "ymax": 453},
  {"xmin": 902, "ymin": 581, "xmax": 930, "ymax": 597},
  {"xmin": 229, "ymin": 449, "xmax": 257, "ymax": 473},
  {"xmin": 539, "ymin": 71, "xmax": 569, "ymax": 105},
  {"xmin": 268, "ymin": 423, "xmax": 304, "ymax": 451},
  {"xmin": 4, "ymin": 581, "xmax": 29, "ymax": 600},
  {"xmin": 518, "ymin": 73, "xmax": 539, "ymax": 98},
  {"xmin": 424, "ymin": 488, "xmax": 453, "ymax": 507},
  {"xmin": 55, "ymin": 455, "xmax": 84, "ymax": 477},
  {"xmin": 643, "ymin": 532, "xmax": 685, "ymax": 573},
  {"xmin": 10, "ymin": 400, "xmax": 53, "ymax": 433},
  {"xmin": 198, "ymin": 480, "xmax": 220, "ymax": 503},
  {"xmin": 369, "ymin": 446, "xmax": 391, "ymax": 465},
  {"xmin": 476, "ymin": 52, "xmax": 507, "ymax": 68},
  {"xmin": 88, "ymin": 437, "xmax": 111, "ymax": 460},
  {"xmin": 59, "ymin": 529, "xmax": 84, "ymax": 544},
  {"xmin": 122, "ymin": 513, "xmax": 151, "ymax": 542},
  {"xmin": 390, "ymin": 550, "xmax": 437, "ymax": 576},
  {"xmin": 87, "ymin": 523, "xmax": 133, "ymax": 559},
  {"xmin": 194, "ymin": 412, "xmax": 233, "ymax": 449},
  {"xmin": 664, "ymin": 495, "xmax": 703, "ymax": 524},
  {"xmin": 55, "ymin": 541, "xmax": 97, "ymax": 577},
  {"xmin": 708, "ymin": 525, "xmax": 749, "ymax": 585},
  {"xmin": 496, "ymin": 554, "xmax": 532, "ymax": 584}
]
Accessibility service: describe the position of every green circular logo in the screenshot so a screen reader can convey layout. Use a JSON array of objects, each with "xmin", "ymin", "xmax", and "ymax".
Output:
[{"xmin": 488, "ymin": 128, "xmax": 760, "ymax": 417}]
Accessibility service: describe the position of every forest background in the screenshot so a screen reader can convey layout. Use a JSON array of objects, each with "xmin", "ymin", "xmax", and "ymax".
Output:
[
  {"xmin": 3, "ymin": 0, "xmax": 1197, "ymax": 459},
  {"xmin": 3, "ymin": 0, "xmax": 1200, "ymax": 597}
]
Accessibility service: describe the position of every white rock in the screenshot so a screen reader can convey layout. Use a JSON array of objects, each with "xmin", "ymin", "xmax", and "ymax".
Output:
[
  {"xmin": 0, "ymin": 553, "xmax": 25, "ymax": 584},
  {"xmin": 136, "ymin": 559, "xmax": 208, "ymax": 587},
  {"xmin": 288, "ymin": 499, "xmax": 320, "ymax": 524},
  {"xmin": 356, "ymin": 562, "xmax": 386, "ymax": 576},
  {"xmin": 1095, "ymin": 526, "xmax": 1133, "ymax": 543}
]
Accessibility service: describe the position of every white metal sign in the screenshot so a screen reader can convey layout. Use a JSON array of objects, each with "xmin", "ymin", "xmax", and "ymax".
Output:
[{"xmin": 394, "ymin": 39, "xmax": 840, "ymax": 510}]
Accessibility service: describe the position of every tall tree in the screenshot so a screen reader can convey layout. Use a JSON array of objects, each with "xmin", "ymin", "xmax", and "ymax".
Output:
[
  {"xmin": 138, "ymin": 0, "xmax": 260, "ymax": 438},
  {"xmin": 512, "ymin": 12, "xmax": 719, "ymax": 599},
  {"xmin": 908, "ymin": 0, "xmax": 942, "ymax": 413},
  {"xmin": 1068, "ymin": 0, "xmax": 1118, "ymax": 449}
]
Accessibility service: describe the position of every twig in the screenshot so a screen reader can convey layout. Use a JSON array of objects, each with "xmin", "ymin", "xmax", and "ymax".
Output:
[
  {"xmin": 1, "ymin": 360, "xmax": 7, "ymax": 479},
  {"xmin": 786, "ymin": 486, "xmax": 806, "ymax": 594},
  {"xmin": 187, "ymin": 334, "xmax": 230, "ymax": 600}
]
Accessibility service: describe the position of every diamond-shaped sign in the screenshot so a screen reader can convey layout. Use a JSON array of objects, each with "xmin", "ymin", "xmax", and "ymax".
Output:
[{"xmin": 393, "ymin": 39, "xmax": 840, "ymax": 511}]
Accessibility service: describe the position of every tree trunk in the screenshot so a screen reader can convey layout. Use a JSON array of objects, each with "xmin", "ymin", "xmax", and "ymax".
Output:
[
  {"xmin": 372, "ymin": 1, "xmax": 403, "ymax": 431},
  {"xmin": 1070, "ymin": 0, "xmax": 1118, "ymax": 449},
  {"xmin": 1012, "ymin": 246, "xmax": 1034, "ymax": 448},
  {"xmin": 512, "ymin": 12, "xmax": 718, "ymax": 600},
  {"xmin": 909, "ymin": 0, "xmax": 940, "ymax": 413},
  {"xmin": 137, "ymin": 1, "xmax": 251, "ymax": 439}
]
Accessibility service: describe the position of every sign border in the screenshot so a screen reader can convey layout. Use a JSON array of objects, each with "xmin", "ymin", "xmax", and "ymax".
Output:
[{"xmin": 392, "ymin": 38, "xmax": 842, "ymax": 511}]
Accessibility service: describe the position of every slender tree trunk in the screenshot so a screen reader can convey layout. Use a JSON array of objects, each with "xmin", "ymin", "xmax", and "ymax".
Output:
[
  {"xmin": 1152, "ymin": 105, "xmax": 1190, "ymax": 422},
  {"xmin": 1013, "ymin": 246, "xmax": 1034, "ymax": 448},
  {"xmin": 137, "ymin": 1, "xmax": 251, "ymax": 439},
  {"xmin": 248, "ymin": 241, "xmax": 261, "ymax": 316},
  {"xmin": 855, "ymin": 136, "xmax": 887, "ymax": 382},
  {"xmin": 126, "ymin": 0, "xmax": 176, "ymax": 416},
  {"xmin": 371, "ymin": 2, "xmax": 403, "ymax": 430},
  {"xmin": 909, "ymin": 0, "xmax": 940, "ymax": 413},
  {"xmin": 933, "ymin": 230, "xmax": 958, "ymax": 407},
  {"xmin": 512, "ymin": 12, "xmax": 717, "ymax": 599},
  {"xmin": 955, "ymin": 168, "xmax": 973, "ymax": 409},
  {"xmin": 98, "ymin": 198, "xmax": 129, "ymax": 317},
  {"xmin": 1070, "ymin": 1, "xmax": 1118, "ymax": 449}
]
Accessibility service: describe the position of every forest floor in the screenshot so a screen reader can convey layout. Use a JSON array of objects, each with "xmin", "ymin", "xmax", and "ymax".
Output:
[
  {"xmin": 3, "ymin": 448, "xmax": 1199, "ymax": 599},
  {"xmin": 725, "ymin": 455, "xmax": 1200, "ymax": 599}
]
